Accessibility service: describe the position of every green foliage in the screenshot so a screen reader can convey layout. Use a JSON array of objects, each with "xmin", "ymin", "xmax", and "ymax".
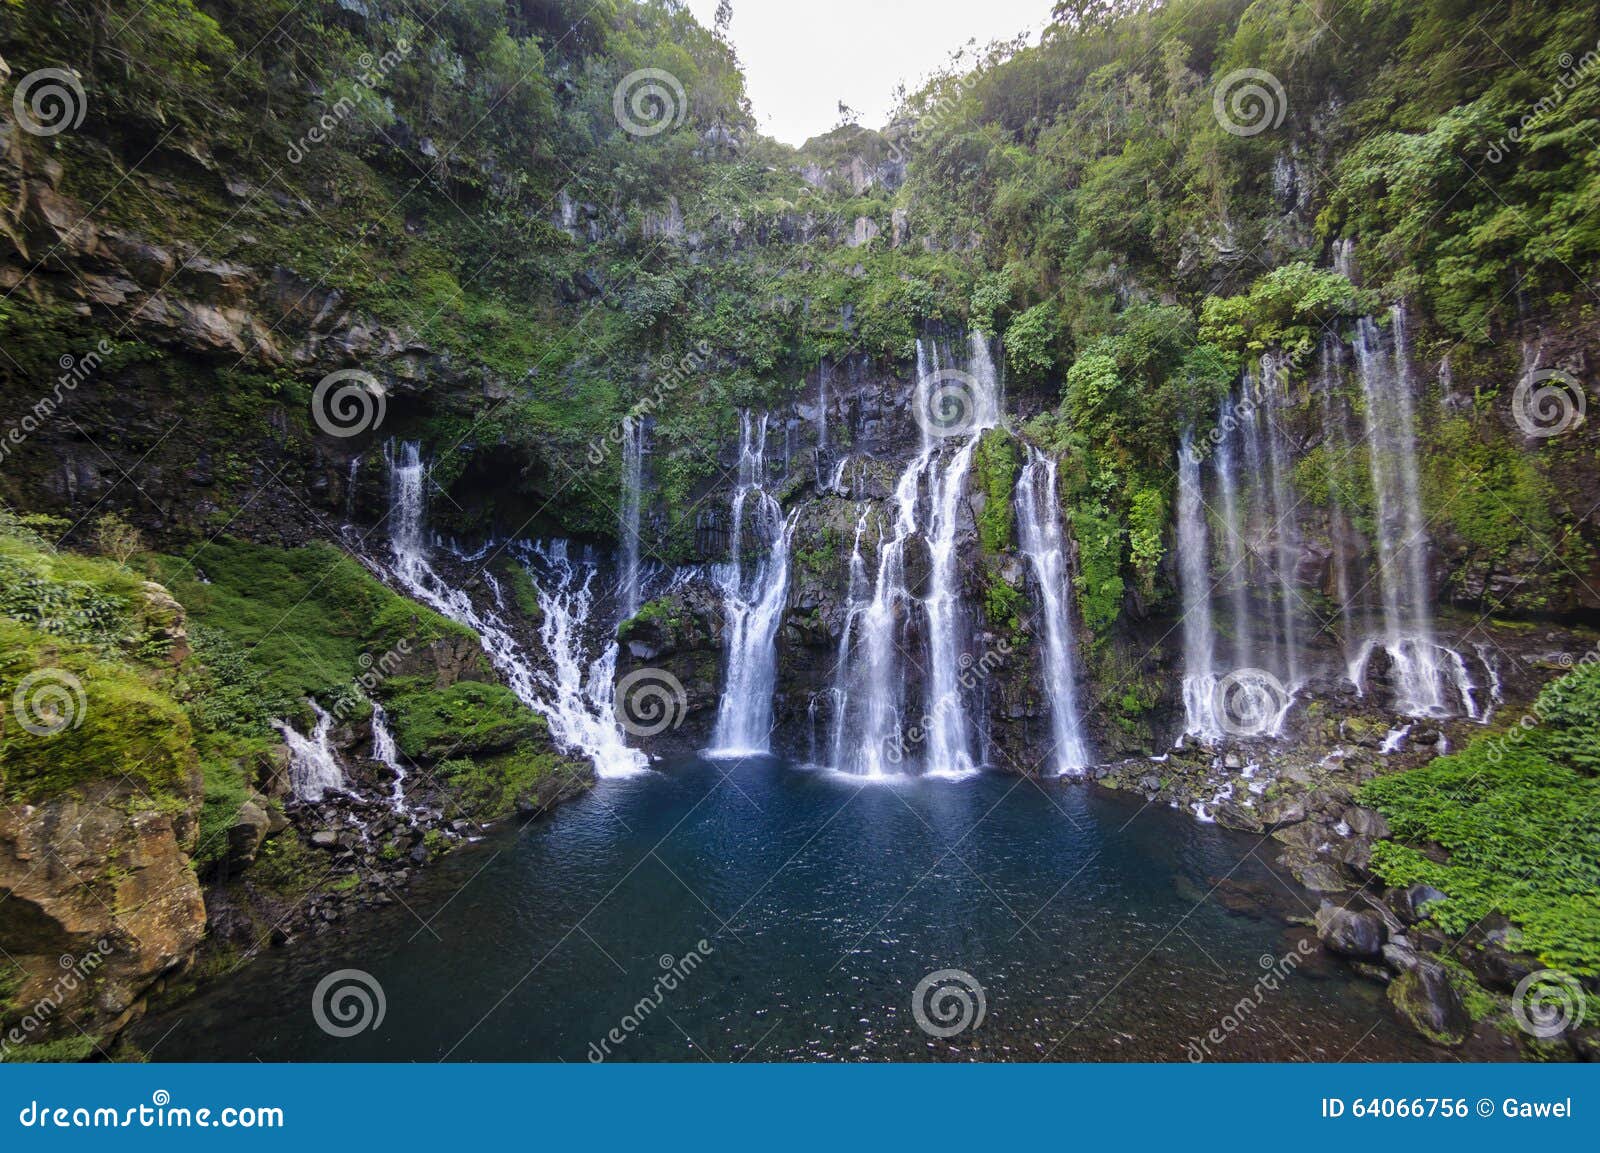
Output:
[
  {"xmin": 983, "ymin": 575, "xmax": 1025, "ymax": 635},
  {"xmin": 973, "ymin": 429, "xmax": 1019, "ymax": 554},
  {"xmin": 1362, "ymin": 662, "xmax": 1600, "ymax": 975},
  {"xmin": 1069, "ymin": 498, "xmax": 1125, "ymax": 636},
  {"xmin": 1198, "ymin": 265, "xmax": 1369, "ymax": 365},
  {"xmin": 1003, "ymin": 300, "xmax": 1067, "ymax": 384},
  {"xmin": 1127, "ymin": 486, "xmax": 1166, "ymax": 595}
]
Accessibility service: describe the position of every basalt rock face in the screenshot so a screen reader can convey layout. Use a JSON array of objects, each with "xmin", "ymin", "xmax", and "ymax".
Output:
[{"xmin": 0, "ymin": 778, "xmax": 207, "ymax": 1054}]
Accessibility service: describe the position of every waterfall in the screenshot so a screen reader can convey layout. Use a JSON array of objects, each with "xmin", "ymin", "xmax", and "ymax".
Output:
[
  {"xmin": 816, "ymin": 360, "xmax": 829, "ymax": 452},
  {"xmin": 274, "ymin": 702, "xmax": 344, "ymax": 802},
  {"xmin": 1213, "ymin": 397, "xmax": 1253, "ymax": 670},
  {"xmin": 380, "ymin": 444, "xmax": 646, "ymax": 777},
  {"xmin": 516, "ymin": 540, "xmax": 650, "ymax": 776},
  {"xmin": 618, "ymin": 416, "xmax": 645, "ymax": 623},
  {"xmin": 1177, "ymin": 431, "xmax": 1221, "ymax": 740},
  {"xmin": 708, "ymin": 412, "xmax": 796, "ymax": 757},
  {"xmin": 1259, "ymin": 354, "xmax": 1303, "ymax": 688},
  {"xmin": 826, "ymin": 509, "xmax": 873, "ymax": 769},
  {"xmin": 1352, "ymin": 306, "xmax": 1451, "ymax": 715},
  {"xmin": 370, "ymin": 701, "xmax": 408, "ymax": 809},
  {"xmin": 1015, "ymin": 446, "xmax": 1090, "ymax": 773},
  {"xmin": 830, "ymin": 334, "xmax": 998, "ymax": 776}
]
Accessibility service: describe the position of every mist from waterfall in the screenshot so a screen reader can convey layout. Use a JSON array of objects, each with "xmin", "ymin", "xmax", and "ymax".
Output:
[
  {"xmin": 708, "ymin": 412, "xmax": 796, "ymax": 757},
  {"xmin": 1015, "ymin": 446, "xmax": 1090, "ymax": 773}
]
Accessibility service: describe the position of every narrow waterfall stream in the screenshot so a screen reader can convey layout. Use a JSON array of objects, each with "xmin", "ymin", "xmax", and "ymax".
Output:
[
  {"xmin": 1015, "ymin": 446, "xmax": 1090, "ymax": 773},
  {"xmin": 273, "ymin": 702, "xmax": 345, "ymax": 802},
  {"xmin": 1177, "ymin": 431, "xmax": 1221, "ymax": 740},
  {"xmin": 617, "ymin": 416, "xmax": 645, "ymax": 622},
  {"xmin": 708, "ymin": 412, "xmax": 796, "ymax": 757}
]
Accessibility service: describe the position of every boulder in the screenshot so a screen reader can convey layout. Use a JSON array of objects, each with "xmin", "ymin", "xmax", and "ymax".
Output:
[
  {"xmin": 1387, "ymin": 961, "xmax": 1471, "ymax": 1046},
  {"xmin": 1315, "ymin": 901, "xmax": 1387, "ymax": 958}
]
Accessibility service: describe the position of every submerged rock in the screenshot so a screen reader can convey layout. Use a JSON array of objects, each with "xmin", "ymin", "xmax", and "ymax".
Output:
[{"xmin": 1315, "ymin": 902, "xmax": 1386, "ymax": 958}]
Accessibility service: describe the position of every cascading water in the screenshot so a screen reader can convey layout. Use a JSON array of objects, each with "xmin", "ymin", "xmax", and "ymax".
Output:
[
  {"xmin": 826, "ymin": 509, "xmax": 872, "ymax": 769},
  {"xmin": 1352, "ymin": 307, "xmax": 1454, "ymax": 715},
  {"xmin": 1015, "ymin": 446, "xmax": 1090, "ymax": 773},
  {"xmin": 380, "ymin": 444, "xmax": 646, "ymax": 777},
  {"xmin": 1177, "ymin": 431, "xmax": 1221, "ymax": 740},
  {"xmin": 515, "ymin": 540, "xmax": 649, "ymax": 776},
  {"xmin": 831, "ymin": 335, "xmax": 998, "ymax": 776},
  {"xmin": 617, "ymin": 416, "xmax": 645, "ymax": 623},
  {"xmin": 708, "ymin": 412, "xmax": 796, "ymax": 757},
  {"xmin": 1213, "ymin": 397, "xmax": 1253, "ymax": 670},
  {"xmin": 274, "ymin": 702, "xmax": 344, "ymax": 802},
  {"xmin": 1259, "ymin": 355, "xmax": 1303, "ymax": 688},
  {"xmin": 370, "ymin": 701, "xmax": 408, "ymax": 809}
]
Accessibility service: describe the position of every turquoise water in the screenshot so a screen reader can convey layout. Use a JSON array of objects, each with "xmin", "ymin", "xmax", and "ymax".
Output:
[{"xmin": 144, "ymin": 758, "xmax": 1443, "ymax": 1061}]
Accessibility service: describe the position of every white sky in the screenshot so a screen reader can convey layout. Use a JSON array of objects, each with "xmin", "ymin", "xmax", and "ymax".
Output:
[{"xmin": 682, "ymin": 0, "xmax": 1052, "ymax": 146}]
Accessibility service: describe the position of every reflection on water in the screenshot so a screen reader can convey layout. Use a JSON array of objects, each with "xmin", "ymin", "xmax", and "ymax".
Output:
[{"xmin": 142, "ymin": 759, "xmax": 1445, "ymax": 1061}]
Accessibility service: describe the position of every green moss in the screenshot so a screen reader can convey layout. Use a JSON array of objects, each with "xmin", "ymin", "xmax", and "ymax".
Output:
[
  {"xmin": 973, "ymin": 429, "xmax": 1018, "ymax": 555},
  {"xmin": 384, "ymin": 678, "xmax": 545, "ymax": 760},
  {"xmin": 436, "ymin": 744, "xmax": 591, "ymax": 822},
  {"xmin": 0, "ymin": 1035, "xmax": 100, "ymax": 1063}
]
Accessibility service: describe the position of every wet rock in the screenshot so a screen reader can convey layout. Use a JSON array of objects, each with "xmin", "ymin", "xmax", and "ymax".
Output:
[
  {"xmin": 1387, "ymin": 961, "xmax": 1471, "ymax": 1046},
  {"xmin": 310, "ymin": 829, "xmax": 339, "ymax": 849},
  {"xmin": 1315, "ymin": 902, "xmax": 1387, "ymax": 958},
  {"xmin": 1342, "ymin": 806, "xmax": 1390, "ymax": 838}
]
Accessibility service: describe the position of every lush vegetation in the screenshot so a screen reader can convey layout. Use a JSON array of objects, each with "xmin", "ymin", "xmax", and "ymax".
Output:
[{"xmin": 1363, "ymin": 662, "xmax": 1600, "ymax": 975}]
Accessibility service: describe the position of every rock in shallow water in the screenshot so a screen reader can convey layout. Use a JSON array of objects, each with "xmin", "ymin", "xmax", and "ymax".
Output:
[{"xmin": 1315, "ymin": 901, "xmax": 1387, "ymax": 958}]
